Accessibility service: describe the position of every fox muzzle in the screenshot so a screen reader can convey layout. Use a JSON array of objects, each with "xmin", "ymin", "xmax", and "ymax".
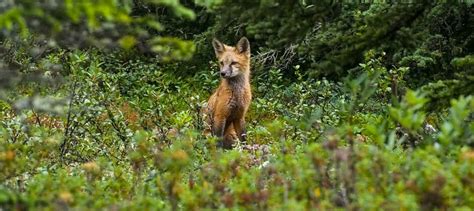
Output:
[{"xmin": 220, "ymin": 66, "xmax": 233, "ymax": 78}]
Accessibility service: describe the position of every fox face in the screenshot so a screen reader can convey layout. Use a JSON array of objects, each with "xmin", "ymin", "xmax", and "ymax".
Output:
[{"xmin": 212, "ymin": 37, "xmax": 250, "ymax": 79}]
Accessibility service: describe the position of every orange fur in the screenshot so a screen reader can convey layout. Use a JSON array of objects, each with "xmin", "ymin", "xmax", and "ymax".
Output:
[{"xmin": 204, "ymin": 37, "xmax": 252, "ymax": 149}]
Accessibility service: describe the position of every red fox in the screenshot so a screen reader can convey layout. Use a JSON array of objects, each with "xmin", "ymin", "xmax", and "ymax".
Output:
[{"xmin": 203, "ymin": 37, "xmax": 252, "ymax": 149}]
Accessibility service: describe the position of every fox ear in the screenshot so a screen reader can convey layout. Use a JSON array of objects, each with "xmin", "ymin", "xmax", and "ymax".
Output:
[
  {"xmin": 236, "ymin": 37, "xmax": 250, "ymax": 55},
  {"xmin": 212, "ymin": 38, "xmax": 224, "ymax": 56}
]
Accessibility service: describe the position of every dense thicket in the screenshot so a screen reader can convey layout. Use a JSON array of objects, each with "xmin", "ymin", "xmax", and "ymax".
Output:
[{"xmin": 163, "ymin": 1, "xmax": 473, "ymax": 109}]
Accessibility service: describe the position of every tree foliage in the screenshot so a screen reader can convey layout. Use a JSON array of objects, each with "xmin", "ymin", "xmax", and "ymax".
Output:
[{"xmin": 184, "ymin": 1, "xmax": 473, "ymax": 108}]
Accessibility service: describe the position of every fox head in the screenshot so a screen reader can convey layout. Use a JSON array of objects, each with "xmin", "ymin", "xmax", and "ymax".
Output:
[{"xmin": 212, "ymin": 37, "xmax": 250, "ymax": 79}]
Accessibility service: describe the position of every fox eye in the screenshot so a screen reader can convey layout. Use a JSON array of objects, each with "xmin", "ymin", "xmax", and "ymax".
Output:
[
  {"xmin": 231, "ymin": 61, "xmax": 238, "ymax": 66},
  {"xmin": 219, "ymin": 61, "xmax": 224, "ymax": 66}
]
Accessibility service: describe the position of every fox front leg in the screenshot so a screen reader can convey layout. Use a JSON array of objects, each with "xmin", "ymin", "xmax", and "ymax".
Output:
[
  {"xmin": 212, "ymin": 118, "xmax": 226, "ymax": 147},
  {"xmin": 234, "ymin": 118, "xmax": 247, "ymax": 144}
]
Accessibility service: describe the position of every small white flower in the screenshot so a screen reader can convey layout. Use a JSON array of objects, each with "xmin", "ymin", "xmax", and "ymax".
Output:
[{"xmin": 258, "ymin": 161, "xmax": 270, "ymax": 169}]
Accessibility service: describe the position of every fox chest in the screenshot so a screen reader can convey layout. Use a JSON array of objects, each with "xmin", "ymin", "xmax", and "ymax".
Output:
[
  {"xmin": 228, "ymin": 94, "xmax": 249, "ymax": 111},
  {"xmin": 217, "ymin": 88, "xmax": 251, "ymax": 117}
]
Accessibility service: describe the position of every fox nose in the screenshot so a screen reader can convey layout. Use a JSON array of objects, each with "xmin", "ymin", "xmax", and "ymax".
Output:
[{"xmin": 220, "ymin": 72, "xmax": 226, "ymax": 77}]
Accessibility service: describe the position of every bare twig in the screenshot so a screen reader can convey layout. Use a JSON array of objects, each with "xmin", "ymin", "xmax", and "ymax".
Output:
[{"xmin": 60, "ymin": 80, "xmax": 78, "ymax": 160}]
